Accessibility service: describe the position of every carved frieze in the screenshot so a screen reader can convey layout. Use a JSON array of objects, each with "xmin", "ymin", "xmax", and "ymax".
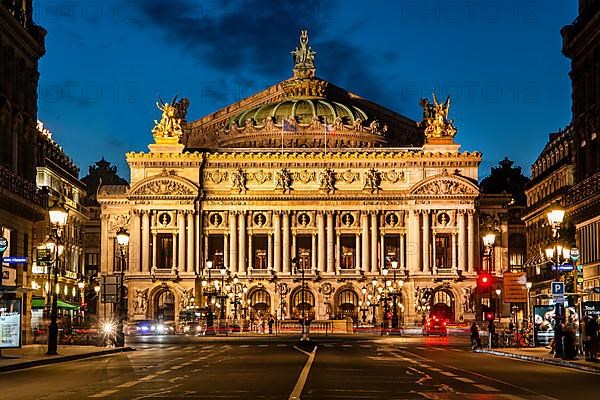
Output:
[
  {"xmin": 293, "ymin": 169, "xmax": 315, "ymax": 184},
  {"xmin": 205, "ymin": 170, "xmax": 228, "ymax": 185},
  {"xmin": 249, "ymin": 170, "xmax": 273, "ymax": 184},
  {"xmin": 318, "ymin": 168, "xmax": 336, "ymax": 193},
  {"xmin": 338, "ymin": 169, "xmax": 359, "ymax": 184},
  {"xmin": 231, "ymin": 168, "xmax": 247, "ymax": 193},
  {"xmin": 274, "ymin": 168, "xmax": 293, "ymax": 193},
  {"xmin": 382, "ymin": 170, "xmax": 405, "ymax": 183},
  {"xmin": 132, "ymin": 179, "xmax": 196, "ymax": 197},
  {"xmin": 108, "ymin": 214, "xmax": 130, "ymax": 232},
  {"xmin": 363, "ymin": 168, "xmax": 381, "ymax": 193},
  {"xmin": 413, "ymin": 179, "xmax": 477, "ymax": 196}
]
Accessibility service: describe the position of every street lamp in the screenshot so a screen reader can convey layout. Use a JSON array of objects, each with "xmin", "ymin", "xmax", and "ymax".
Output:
[
  {"xmin": 546, "ymin": 202, "xmax": 567, "ymax": 358},
  {"xmin": 46, "ymin": 201, "xmax": 68, "ymax": 356},
  {"xmin": 390, "ymin": 260, "xmax": 401, "ymax": 330},
  {"xmin": 218, "ymin": 265, "xmax": 227, "ymax": 321},
  {"xmin": 526, "ymin": 281, "xmax": 533, "ymax": 325},
  {"xmin": 371, "ymin": 277, "xmax": 378, "ymax": 327},
  {"xmin": 482, "ymin": 229, "xmax": 496, "ymax": 349},
  {"xmin": 115, "ymin": 227, "xmax": 129, "ymax": 347}
]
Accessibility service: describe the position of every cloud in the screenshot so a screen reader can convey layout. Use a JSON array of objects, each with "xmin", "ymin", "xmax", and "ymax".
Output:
[{"xmin": 136, "ymin": 0, "xmax": 396, "ymax": 107}]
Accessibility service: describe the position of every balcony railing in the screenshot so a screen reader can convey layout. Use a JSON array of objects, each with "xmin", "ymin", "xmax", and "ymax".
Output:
[
  {"xmin": 566, "ymin": 172, "xmax": 600, "ymax": 207},
  {"xmin": 0, "ymin": 164, "xmax": 47, "ymax": 207}
]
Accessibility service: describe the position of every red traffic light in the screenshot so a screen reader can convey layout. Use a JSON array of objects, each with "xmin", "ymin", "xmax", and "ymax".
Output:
[
  {"xmin": 485, "ymin": 312, "xmax": 494, "ymax": 321},
  {"xmin": 478, "ymin": 273, "xmax": 492, "ymax": 288}
]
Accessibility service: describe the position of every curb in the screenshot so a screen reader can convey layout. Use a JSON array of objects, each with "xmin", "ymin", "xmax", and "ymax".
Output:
[
  {"xmin": 479, "ymin": 349, "xmax": 600, "ymax": 373},
  {"xmin": 0, "ymin": 347, "xmax": 135, "ymax": 373}
]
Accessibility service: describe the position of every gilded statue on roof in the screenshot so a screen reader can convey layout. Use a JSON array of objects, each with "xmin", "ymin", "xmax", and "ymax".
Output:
[
  {"xmin": 152, "ymin": 96, "xmax": 186, "ymax": 141},
  {"xmin": 419, "ymin": 93, "xmax": 457, "ymax": 140}
]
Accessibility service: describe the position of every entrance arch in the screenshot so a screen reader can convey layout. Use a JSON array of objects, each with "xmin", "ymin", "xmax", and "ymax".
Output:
[
  {"xmin": 430, "ymin": 289, "xmax": 455, "ymax": 321},
  {"xmin": 291, "ymin": 287, "xmax": 315, "ymax": 319},
  {"xmin": 336, "ymin": 289, "xmax": 358, "ymax": 321},
  {"xmin": 249, "ymin": 288, "xmax": 271, "ymax": 318},
  {"xmin": 155, "ymin": 289, "xmax": 175, "ymax": 322}
]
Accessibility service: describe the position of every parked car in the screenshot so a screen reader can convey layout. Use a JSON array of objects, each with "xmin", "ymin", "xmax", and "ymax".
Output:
[{"xmin": 422, "ymin": 316, "xmax": 448, "ymax": 336}]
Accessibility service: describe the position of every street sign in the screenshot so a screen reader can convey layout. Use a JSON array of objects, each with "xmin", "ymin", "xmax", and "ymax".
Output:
[
  {"xmin": 101, "ymin": 275, "xmax": 120, "ymax": 304},
  {"xmin": 2, "ymin": 256, "xmax": 27, "ymax": 264},
  {"xmin": 503, "ymin": 272, "xmax": 528, "ymax": 303},
  {"xmin": 0, "ymin": 237, "xmax": 7, "ymax": 253},
  {"xmin": 551, "ymin": 263, "xmax": 574, "ymax": 272},
  {"xmin": 36, "ymin": 247, "xmax": 51, "ymax": 263},
  {"xmin": 570, "ymin": 248, "xmax": 580, "ymax": 261},
  {"xmin": 551, "ymin": 281, "xmax": 565, "ymax": 295}
]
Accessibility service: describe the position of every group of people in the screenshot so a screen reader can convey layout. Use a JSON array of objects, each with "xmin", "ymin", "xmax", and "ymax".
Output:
[
  {"xmin": 581, "ymin": 314, "xmax": 599, "ymax": 361},
  {"xmin": 247, "ymin": 316, "xmax": 276, "ymax": 334}
]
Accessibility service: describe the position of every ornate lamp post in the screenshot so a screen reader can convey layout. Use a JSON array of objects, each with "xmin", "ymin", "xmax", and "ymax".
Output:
[
  {"xmin": 115, "ymin": 227, "xmax": 129, "ymax": 347},
  {"xmin": 526, "ymin": 281, "xmax": 532, "ymax": 325},
  {"xmin": 482, "ymin": 230, "xmax": 496, "ymax": 349},
  {"xmin": 390, "ymin": 260, "xmax": 401, "ymax": 329},
  {"xmin": 46, "ymin": 201, "xmax": 68, "ymax": 356},
  {"xmin": 293, "ymin": 256, "xmax": 310, "ymax": 342},
  {"xmin": 545, "ymin": 202, "xmax": 568, "ymax": 358},
  {"xmin": 370, "ymin": 277, "xmax": 378, "ymax": 327},
  {"xmin": 218, "ymin": 264, "xmax": 227, "ymax": 321},
  {"xmin": 360, "ymin": 286, "xmax": 368, "ymax": 323}
]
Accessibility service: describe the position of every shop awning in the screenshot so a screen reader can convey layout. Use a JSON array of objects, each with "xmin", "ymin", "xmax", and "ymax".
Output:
[{"xmin": 31, "ymin": 298, "xmax": 80, "ymax": 311}]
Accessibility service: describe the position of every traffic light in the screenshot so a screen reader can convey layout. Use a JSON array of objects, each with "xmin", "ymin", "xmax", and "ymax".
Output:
[
  {"xmin": 485, "ymin": 311, "xmax": 495, "ymax": 321},
  {"xmin": 478, "ymin": 273, "xmax": 492, "ymax": 290}
]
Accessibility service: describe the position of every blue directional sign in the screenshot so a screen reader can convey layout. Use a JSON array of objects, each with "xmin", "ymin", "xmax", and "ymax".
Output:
[
  {"xmin": 551, "ymin": 281, "xmax": 565, "ymax": 296},
  {"xmin": 551, "ymin": 263, "xmax": 574, "ymax": 272},
  {"xmin": 2, "ymin": 256, "xmax": 27, "ymax": 264}
]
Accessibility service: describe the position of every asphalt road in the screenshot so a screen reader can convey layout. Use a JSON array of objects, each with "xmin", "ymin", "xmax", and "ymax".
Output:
[{"xmin": 0, "ymin": 334, "xmax": 596, "ymax": 399}]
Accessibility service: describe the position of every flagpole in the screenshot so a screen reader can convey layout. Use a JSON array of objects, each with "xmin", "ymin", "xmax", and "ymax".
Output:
[{"xmin": 281, "ymin": 117, "xmax": 284, "ymax": 155}]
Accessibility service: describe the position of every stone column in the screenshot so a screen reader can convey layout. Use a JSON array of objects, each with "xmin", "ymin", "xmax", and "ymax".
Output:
[
  {"xmin": 371, "ymin": 212, "xmax": 378, "ymax": 272},
  {"xmin": 130, "ymin": 211, "xmax": 141, "ymax": 273},
  {"xmin": 196, "ymin": 211, "xmax": 202, "ymax": 274},
  {"xmin": 172, "ymin": 233, "xmax": 178, "ymax": 270},
  {"xmin": 267, "ymin": 234, "xmax": 273, "ymax": 271},
  {"xmin": 186, "ymin": 211, "xmax": 194, "ymax": 273},
  {"xmin": 336, "ymin": 233, "xmax": 341, "ymax": 272},
  {"xmin": 451, "ymin": 232, "xmax": 457, "ymax": 273},
  {"xmin": 178, "ymin": 211, "xmax": 186, "ymax": 272},
  {"xmin": 282, "ymin": 212, "xmax": 290, "ymax": 273},
  {"xmin": 292, "ymin": 234, "xmax": 297, "ymax": 262},
  {"xmin": 223, "ymin": 233, "xmax": 229, "ymax": 270},
  {"xmin": 400, "ymin": 233, "xmax": 406, "ymax": 273},
  {"xmin": 238, "ymin": 212, "xmax": 246, "ymax": 274},
  {"xmin": 361, "ymin": 212, "xmax": 370, "ymax": 272},
  {"xmin": 141, "ymin": 211, "xmax": 150, "ymax": 273},
  {"xmin": 422, "ymin": 210, "xmax": 430, "ymax": 273},
  {"xmin": 203, "ymin": 234, "xmax": 209, "ymax": 262},
  {"xmin": 458, "ymin": 211, "xmax": 467, "ymax": 272},
  {"xmin": 326, "ymin": 212, "xmax": 335, "ymax": 274},
  {"xmin": 467, "ymin": 211, "xmax": 475, "ymax": 274},
  {"xmin": 355, "ymin": 233, "xmax": 361, "ymax": 271},
  {"xmin": 229, "ymin": 212, "xmax": 237, "ymax": 273},
  {"xmin": 273, "ymin": 212, "xmax": 281, "ymax": 273},
  {"xmin": 407, "ymin": 210, "xmax": 421, "ymax": 273},
  {"xmin": 432, "ymin": 232, "xmax": 437, "ymax": 272},
  {"xmin": 152, "ymin": 230, "xmax": 157, "ymax": 270},
  {"xmin": 317, "ymin": 211, "xmax": 325, "ymax": 272},
  {"xmin": 248, "ymin": 234, "xmax": 253, "ymax": 271},
  {"xmin": 311, "ymin": 233, "xmax": 317, "ymax": 272}
]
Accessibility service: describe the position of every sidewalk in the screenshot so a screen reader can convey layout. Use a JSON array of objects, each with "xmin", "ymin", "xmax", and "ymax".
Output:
[
  {"xmin": 0, "ymin": 345, "xmax": 134, "ymax": 372},
  {"xmin": 479, "ymin": 346, "xmax": 600, "ymax": 373}
]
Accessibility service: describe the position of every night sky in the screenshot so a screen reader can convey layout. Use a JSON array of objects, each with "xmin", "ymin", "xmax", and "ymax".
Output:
[{"xmin": 34, "ymin": 0, "xmax": 576, "ymax": 180}]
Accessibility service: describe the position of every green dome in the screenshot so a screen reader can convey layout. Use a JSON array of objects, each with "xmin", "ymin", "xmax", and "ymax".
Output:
[{"xmin": 228, "ymin": 98, "xmax": 369, "ymax": 128}]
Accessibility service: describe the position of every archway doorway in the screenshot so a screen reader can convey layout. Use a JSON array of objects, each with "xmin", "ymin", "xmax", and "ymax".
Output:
[
  {"xmin": 249, "ymin": 289, "xmax": 271, "ymax": 319},
  {"xmin": 336, "ymin": 289, "xmax": 358, "ymax": 322},
  {"xmin": 430, "ymin": 289, "xmax": 455, "ymax": 321},
  {"xmin": 155, "ymin": 289, "xmax": 175, "ymax": 322},
  {"xmin": 291, "ymin": 288, "xmax": 315, "ymax": 319}
]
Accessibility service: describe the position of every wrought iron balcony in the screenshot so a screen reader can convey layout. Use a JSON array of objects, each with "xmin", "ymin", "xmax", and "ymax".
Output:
[
  {"xmin": 0, "ymin": 164, "xmax": 47, "ymax": 207},
  {"xmin": 566, "ymin": 172, "xmax": 600, "ymax": 207}
]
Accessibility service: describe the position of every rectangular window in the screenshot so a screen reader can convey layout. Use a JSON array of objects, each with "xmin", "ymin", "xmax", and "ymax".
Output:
[
  {"xmin": 435, "ymin": 234, "xmax": 451, "ymax": 269},
  {"xmin": 340, "ymin": 235, "xmax": 355, "ymax": 269},
  {"xmin": 509, "ymin": 252, "xmax": 524, "ymax": 271},
  {"xmin": 157, "ymin": 234, "xmax": 173, "ymax": 269},
  {"xmin": 253, "ymin": 235, "xmax": 268, "ymax": 269},
  {"xmin": 207, "ymin": 235, "xmax": 224, "ymax": 267},
  {"xmin": 296, "ymin": 235, "xmax": 311, "ymax": 270},
  {"xmin": 384, "ymin": 235, "xmax": 400, "ymax": 264}
]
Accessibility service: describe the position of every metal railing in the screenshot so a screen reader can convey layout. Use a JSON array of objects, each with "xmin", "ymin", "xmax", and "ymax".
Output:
[{"xmin": 0, "ymin": 164, "xmax": 47, "ymax": 207}]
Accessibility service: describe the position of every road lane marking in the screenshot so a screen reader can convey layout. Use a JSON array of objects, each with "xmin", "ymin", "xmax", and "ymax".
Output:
[
  {"xmin": 427, "ymin": 367, "xmax": 443, "ymax": 372},
  {"xmin": 170, "ymin": 365, "xmax": 183, "ymax": 370},
  {"xmin": 455, "ymin": 377, "xmax": 475, "ymax": 383},
  {"xmin": 416, "ymin": 346, "xmax": 425, "ymax": 350},
  {"xmin": 277, "ymin": 344, "xmax": 287, "ymax": 347},
  {"xmin": 116, "ymin": 381, "xmax": 139, "ymax": 388},
  {"xmin": 88, "ymin": 390, "xmax": 118, "ymax": 398},
  {"xmin": 475, "ymin": 384, "xmax": 500, "ymax": 392},
  {"xmin": 258, "ymin": 344, "xmax": 269, "ymax": 347},
  {"xmin": 156, "ymin": 370, "xmax": 169, "ymax": 375},
  {"xmin": 240, "ymin": 345, "xmax": 250, "ymax": 347},
  {"xmin": 139, "ymin": 374, "xmax": 158, "ymax": 381},
  {"xmin": 290, "ymin": 346, "xmax": 317, "ymax": 400},
  {"xmin": 440, "ymin": 371, "xmax": 457, "ymax": 377},
  {"xmin": 342, "ymin": 344, "xmax": 352, "ymax": 348}
]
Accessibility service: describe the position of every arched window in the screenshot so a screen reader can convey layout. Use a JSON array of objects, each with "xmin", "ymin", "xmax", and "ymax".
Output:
[
  {"xmin": 249, "ymin": 289, "xmax": 271, "ymax": 317},
  {"xmin": 430, "ymin": 289, "xmax": 454, "ymax": 321},
  {"xmin": 155, "ymin": 290, "xmax": 175, "ymax": 321}
]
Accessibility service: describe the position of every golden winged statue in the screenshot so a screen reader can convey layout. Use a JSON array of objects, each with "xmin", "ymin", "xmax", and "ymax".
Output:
[
  {"xmin": 420, "ymin": 93, "xmax": 457, "ymax": 140},
  {"xmin": 152, "ymin": 96, "xmax": 184, "ymax": 141}
]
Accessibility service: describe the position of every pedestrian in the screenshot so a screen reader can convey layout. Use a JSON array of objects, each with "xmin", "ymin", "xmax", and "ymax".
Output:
[
  {"xmin": 563, "ymin": 320, "xmax": 578, "ymax": 360},
  {"xmin": 582, "ymin": 316, "xmax": 591, "ymax": 361},
  {"xmin": 470, "ymin": 321, "xmax": 481, "ymax": 351},
  {"xmin": 586, "ymin": 315, "xmax": 599, "ymax": 361},
  {"xmin": 268, "ymin": 316, "xmax": 274, "ymax": 334}
]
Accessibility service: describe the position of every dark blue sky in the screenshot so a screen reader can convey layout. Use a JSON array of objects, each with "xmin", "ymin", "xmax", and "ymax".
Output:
[{"xmin": 34, "ymin": 0, "xmax": 576, "ymax": 180}]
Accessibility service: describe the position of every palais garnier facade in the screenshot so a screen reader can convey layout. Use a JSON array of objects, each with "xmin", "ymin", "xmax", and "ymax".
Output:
[{"xmin": 98, "ymin": 32, "xmax": 483, "ymax": 328}]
